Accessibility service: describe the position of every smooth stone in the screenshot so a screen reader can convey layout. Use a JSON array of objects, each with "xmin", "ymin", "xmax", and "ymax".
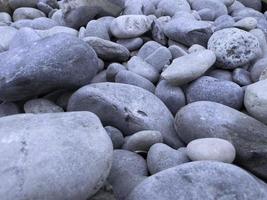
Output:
[
  {"xmin": 234, "ymin": 17, "xmax": 257, "ymax": 31},
  {"xmin": 122, "ymin": 130, "xmax": 163, "ymax": 152},
  {"xmin": 137, "ymin": 41, "xmax": 162, "ymax": 59},
  {"xmin": 186, "ymin": 76, "xmax": 244, "ymax": 109},
  {"xmin": 250, "ymin": 29, "xmax": 267, "ymax": 58},
  {"xmin": 232, "ymin": 68, "xmax": 252, "ymax": 86},
  {"xmin": 106, "ymin": 63, "xmax": 126, "ymax": 82},
  {"xmin": 250, "ymin": 58, "xmax": 267, "ymax": 82},
  {"xmin": 213, "ymin": 14, "xmax": 235, "ymax": 31},
  {"xmin": 161, "ymin": 50, "xmax": 216, "ymax": 86},
  {"xmin": 68, "ymin": 83, "xmax": 184, "ymax": 148},
  {"xmin": 105, "ymin": 126, "xmax": 124, "ymax": 149},
  {"xmin": 124, "ymin": 0, "xmax": 156, "ymax": 15},
  {"xmin": 90, "ymin": 70, "xmax": 108, "ymax": 84},
  {"xmin": 208, "ymin": 28, "xmax": 261, "ymax": 69},
  {"xmin": 24, "ymin": 98, "xmax": 64, "ymax": 113},
  {"xmin": 0, "ymin": 34, "xmax": 98, "ymax": 101},
  {"xmin": 9, "ymin": 27, "xmax": 41, "ymax": 49},
  {"xmin": 219, "ymin": 0, "xmax": 235, "ymax": 7},
  {"xmin": 126, "ymin": 161, "xmax": 267, "ymax": 200},
  {"xmin": 198, "ymin": 8, "xmax": 216, "ymax": 21},
  {"xmin": 11, "ymin": 17, "xmax": 58, "ymax": 30},
  {"xmin": 83, "ymin": 37, "xmax": 130, "ymax": 62},
  {"xmin": 117, "ymin": 38, "xmax": 144, "ymax": 51},
  {"xmin": 188, "ymin": 0, "xmax": 228, "ymax": 19},
  {"xmin": 9, "ymin": 0, "xmax": 37, "ymax": 10},
  {"xmin": 175, "ymin": 101, "xmax": 267, "ymax": 179},
  {"xmin": 59, "ymin": 0, "xmax": 124, "ymax": 29},
  {"xmin": 231, "ymin": 8, "xmax": 264, "ymax": 21},
  {"xmin": 108, "ymin": 150, "xmax": 148, "ymax": 200},
  {"xmin": 0, "ymin": 26, "xmax": 17, "ymax": 52},
  {"xmin": 0, "ymin": 112, "xmax": 113, "ymax": 200},
  {"xmin": 115, "ymin": 70, "xmax": 156, "ymax": 93},
  {"xmin": 36, "ymin": 26, "xmax": 78, "ymax": 38},
  {"xmin": 110, "ymin": 15, "xmax": 154, "ymax": 39},
  {"xmin": 237, "ymin": 0, "xmax": 262, "ymax": 11},
  {"xmin": 144, "ymin": 47, "xmax": 172, "ymax": 72},
  {"xmin": 155, "ymin": 80, "xmax": 186, "ymax": 115},
  {"xmin": 260, "ymin": 68, "xmax": 267, "ymax": 80},
  {"xmin": 187, "ymin": 138, "xmax": 236, "ymax": 163},
  {"xmin": 37, "ymin": 0, "xmax": 59, "ymax": 15},
  {"xmin": 168, "ymin": 45, "xmax": 188, "ymax": 59},
  {"xmin": 0, "ymin": 102, "xmax": 20, "ymax": 118},
  {"xmin": 78, "ymin": 26, "xmax": 86, "ymax": 38},
  {"xmin": 164, "ymin": 17, "xmax": 212, "ymax": 46},
  {"xmin": 147, "ymin": 143, "xmax": 190, "ymax": 175},
  {"xmin": 245, "ymin": 80, "xmax": 267, "ymax": 124},
  {"xmin": 127, "ymin": 56, "xmax": 159, "ymax": 83},
  {"xmin": 90, "ymin": 182, "xmax": 115, "ymax": 200},
  {"xmin": 208, "ymin": 69, "xmax": 233, "ymax": 81},
  {"xmin": 85, "ymin": 19, "xmax": 111, "ymax": 40},
  {"xmin": 155, "ymin": 0, "xmax": 191, "ymax": 17},
  {"xmin": 13, "ymin": 8, "xmax": 45, "ymax": 22},
  {"xmin": 0, "ymin": 12, "xmax": 11, "ymax": 24},
  {"xmin": 188, "ymin": 44, "xmax": 206, "ymax": 53}
]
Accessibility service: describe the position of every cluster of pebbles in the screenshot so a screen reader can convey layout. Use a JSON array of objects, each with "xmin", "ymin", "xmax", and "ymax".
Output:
[{"xmin": 1, "ymin": 0, "xmax": 267, "ymax": 199}]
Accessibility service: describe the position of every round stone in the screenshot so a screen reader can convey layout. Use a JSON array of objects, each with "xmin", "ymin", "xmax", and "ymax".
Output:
[
  {"xmin": 208, "ymin": 28, "xmax": 261, "ymax": 69},
  {"xmin": 186, "ymin": 138, "xmax": 236, "ymax": 163}
]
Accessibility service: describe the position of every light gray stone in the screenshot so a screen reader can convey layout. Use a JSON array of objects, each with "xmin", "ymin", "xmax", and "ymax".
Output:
[
  {"xmin": 0, "ymin": 26, "xmax": 17, "ymax": 52},
  {"xmin": 11, "ymin": 17, "xmax": 58, "ymax": 30},
  {"xmin": 13, "ymin": 7, "xmax": 46, "ymax": 22},
  {"xmin": 24, "ymin": 98, "xmax": 64, "ymax": 113}
]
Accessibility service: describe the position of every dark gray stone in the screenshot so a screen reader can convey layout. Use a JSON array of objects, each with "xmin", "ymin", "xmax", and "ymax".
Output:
[
  {"xmin": 105, "ymin": 126, "xmax": 124, "ymax": 149},
  {"xmin": 147, "ymin": 143, "xmax": 190, "ymax": 174},
  {"xmin": 106, "ymin": 63, "xmax": 126, "ymax": 82},
  {"xmin": 232, "ymin": 68, "xmax": 252, "ymax": 86},
  {"xmin": 250, "ymin": 58, "xmax": 267, "ymax": 82},
  {"xmin": 67, "ymin": 83, "xmax": 184, "ymax": 148},
  {"xmin": 155, "ymin": 80, "xmax": 186, "ymax": 115},
  {"xmin": 186, "ymin": 76, "xmax": 244, "ymax": 109},
  {"xmin": 24, "ymin": 98, "xmax": 64, "ymax": 113},
  {"xmin": 0, "ymin": 102, "xmax": 20, "ymax": 118},
  {"xmin": 0, "ymin": 33, "xmax": 99, "ymax": 101},
  {"xmin": 117, "ymin": 38, "xmax": 144, "ymax": 51},
  {"xmin": 9, "ymin": 0, "xmax": 37, "ymax": 10},
  {"xmin": 175, "ymin": 101, "xmax": 267, "ymax": 179},
  {"xmin": 13, "ymin": 7, "xmax": 46, "ymax": 22},
  {"xmin": 213, "ymin": 15, "xmax": 235, "ymax": 31},
  {"xmin": 208, "ymin": 69, "xmax": 233, "ymax": 81}
]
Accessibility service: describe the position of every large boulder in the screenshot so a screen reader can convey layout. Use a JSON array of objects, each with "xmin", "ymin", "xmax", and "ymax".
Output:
[
  {"xmin": 175, "ymin": 101, "xmax": 267, "ymax": 179},
  {"xmin": 0, "ymin": 112, "xmax": 113, "ymax": 200},
  {"xmin": 126, "ymin": 161, "xmax": 267, "ymax": 200},
  {"xmin": 68, "ymin": 82, "xmax": 184, "ymax": 148},
  {"xmin": 0, "ymin": 33, "xmax": 99, "ymax": 101}
]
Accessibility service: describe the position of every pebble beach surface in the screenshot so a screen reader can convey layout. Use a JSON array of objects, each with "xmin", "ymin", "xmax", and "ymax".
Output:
[{"xmin": 0, "ymin": 0, "xmax": 267, "ymax": 200}]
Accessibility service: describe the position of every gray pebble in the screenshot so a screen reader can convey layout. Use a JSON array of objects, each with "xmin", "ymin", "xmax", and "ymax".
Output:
[
  {"xmin": 186, "ymin": 76, "xmax": 244, "ymax": 109},
  {"xmin": 91, "ymin": 70, "xmax": 108, "ymax": 84},
  {"xmin": 24, "ymin": 98, "xmax": 64, "ymax": 113},
  {"xmin": 0, "ymin": 26, "xmax": 17, "ymax": 52},
  {"xmin": 208, "ymin": 69, "xmax": 233, "ymax": 81},
  {"xmin": 0, "ymin": 102, "xmax": 20, "ymax": 118},
  {"xmin": 117, "ymin": 38, "xmax": 144, "ymax": 51},
  {"xmin": 106, "ymin": 63, "xmax": 126, "ymax": 82},
  {"xmin": 11, "ymin": 17, "xmax": 58, "ymax": 30},
  {"xmin": 0, "ymin": 12, "xmax": 11, "ymax": 24},
  {"xmin": 213, "ymin": 15, "xmax": 235, "ymax": 31},
  {"xmin": 250, "ymin": 58, "xmax": 267, "ymax": 82},
  {"xmin": 232, "ymin": 68, "xmax": 252, "ymax": 86},
  {"xmin": 105, "ymin": 126, "xmax": 124, "ymax": 149},
  {"xmin": 168, "ymin": 45, "xmax": 188, "ymax": 59},
  {"xmin": 9, "ymin": 0, "xmax": 37, "ymax": 10},
  {"xmin": 13, "ymin": 8, "xmax": 46, "ymax": 22}
]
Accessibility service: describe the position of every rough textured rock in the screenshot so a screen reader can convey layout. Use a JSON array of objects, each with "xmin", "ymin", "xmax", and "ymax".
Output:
[
  {"xmin": 186, "ymin": 138, "xmax": 236, "ymax": 163},
  {"xmin": 161, "ymin": 50, "xmax": 216, "ymax": 86},
  {"xmin": 147, "ymin": 143, "xmax": 190, "ymax": 174},
  {"xmin": 126, "ymin": 161, "xmax": 267, "ymax": 200},
  {"xmin": 68, "ymin": 83, "xmax": 184, "ymax": 148},
  {"xmin": 0, "ymin": 112, "xmax": 113, "ymax": 200},
  {"xmin": 175, "ymin": 101, "xmax": 267, "ymax": 179},
  {"xmin": 245, "ymin": 80, "xmax": 267, "ymax": 124},
  {"xmin": 208, "ymin": 28, "xmax": 261, "ymax": 69},
  {"xmin": 186, "ymin": 76, "xmax": 244, "ymax": 109},
  {"xmin": 0, "ymin": 33, "xmax": 99, "ymax": 101}
]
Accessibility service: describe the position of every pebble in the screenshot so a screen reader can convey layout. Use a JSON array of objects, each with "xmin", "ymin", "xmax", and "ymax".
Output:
[
  {"xmin": 0, "ymin": 112, "xmax": 113, "ymax": 200},
  {"xmin": 36, "ymin": 26, "xmax": 78, "ymax": 38},
  {"xmin": 83, "ymin": 37, "xmax": 130, "ymax": 62},
  {"xmin": 9, "ymin": 0, "xmax": 37, "ymax": 10},
  {"xmin": 110, "ymin": 15, "xmax": 154, "ymax": 39},
  {"xmin": 67, "ymin": 82, "xmax": 184, "ymax": 148},
  {"xmin": 0, "ymin": 12, "xmax": 11, "ymax": 24},
  {"xmin": 117, "ymin": 38, "xmax": 144, "ymax": 51},
  {"xmin": 0, "ymin": 33, "xmax": 98, "ymax": 101},
  {"xmin": 105, "ymin": 126, "xmax": 125, "ymax": 149},
  {"xmin": 126, "ymin": 161, "xmax": 267, "ymax": 200},
  {"xmin": 127, "ymin": 56, "xmax": 159, "ymax": 83},
  {"xmin": 147, "ymin": 143, "xmax": 189, "ymax": 174},
  {"xmin": 250, "ymin": 58, "xmax": 267, "ymax": 82},
  {"xmin": 245, "ymin": 80, "xmax": 267, "ymax": 124},
  {"xmin": 186, "ymin": 76, "xmax": 244, "ymax": 109},
  {"xmin": 213, "ymin": 14, "xmax": 235, "ymax": 31},
  {"xmin": 161, "ymin": 50, "xmax": 216, "ymax": 86},
  {"xmin": 232, "ymin": 68, "xmax": 252, "ymax": 86},
  {"xmin": 155, "ymin": 0, "xmax": 191, "ymax": 17},
  {"xmin": 115, "ymin": 70, "xmax": 156, "ymax": 93},
  {"xmin": 208, "ymin": 28, "xmax": 261, "ymax": 69},
  {"xmin": 0, "ymin": 102, "xmax": 20, "ymax": 118},
  {"xmin": 11, "ymin": 17, "xmax": 58, "ymax": 30},
  {"xmin": 186, "ymin": 138, "xmax": 236, "ymax": 163},
  {"xmin": 122, "ymin": 130, "xmax": 163, "ymax": 152},
  {"xmin": 155, "ymin": 80, "xmax": 186, "ymax": 115},
  {"xmin": 234, "ymin": 17, "xmax": 257, "ymax": 30},
  {"xmin": 175, "ymin": 101, "xmax": 267, "ymax": 179},
  {"xmin": 24, "ymin": 98, "xmax": 64, "ymax": 113},
  {"xmin": 168, "ymin": 45, "xmax": 188, "ymax": 59},
  {"xmin": 85, "ymin": 17, "xmax": 113, "ymax": 40},
  {"xmin": 13, "ymin": 7, "xmax": 46, "ymax": 22},
  {"xmin": 208, "ymin": 69, "xmax": 233, "ymax": 81},
  {"xmin": 106, "ymin": 63, "xmax": 126, "ymax": 82},
  {"xmin": 0, "ymin": 26, "xmax": 17, "ymax": 52}
]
